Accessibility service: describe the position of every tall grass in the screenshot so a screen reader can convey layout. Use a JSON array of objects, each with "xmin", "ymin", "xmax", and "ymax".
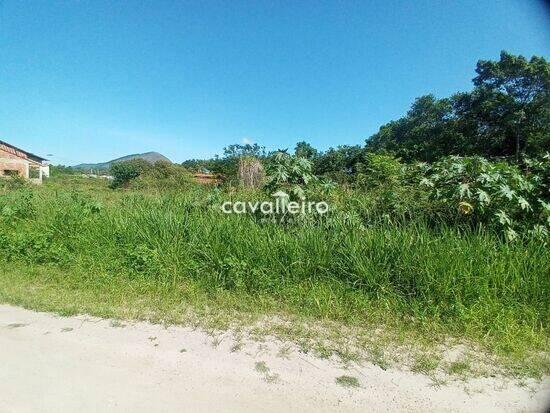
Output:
[{"xmin": 0, "ymin": 179, "xmax": 548, "ymax": 365}]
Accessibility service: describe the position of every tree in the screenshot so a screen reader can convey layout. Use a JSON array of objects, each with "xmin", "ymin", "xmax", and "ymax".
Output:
[
  {"xmin": 223, "ymin": 143, "xmax": 266, "ymax": 159},
  {"xmin": 109, "ymin": 159, "xmax": 151, "ymax": 188},
  {"xmin": 366, "ymin": 95, "xmax": 461, "ymax": 162},
  {"xmin": 50, "ymin": 165, "xmax": 77, "ymax": 176},
  {"xmin": 365, "ymin": 52, "xmax": 550, "ymax": 162},
  {"xmin": 314, "ymin": 145, "xmax": 365, "ymax": 182},
  {"xmin": 471, "ymin": 51, "xmax": 550, "ymax": 160},
  {"xmin": 294, "ymin": 141, "xmax": 318, "ymax": 160}
]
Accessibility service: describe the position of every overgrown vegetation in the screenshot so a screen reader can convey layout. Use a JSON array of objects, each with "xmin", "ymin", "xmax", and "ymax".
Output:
[
  {"xmin": 0, "ymin": 165, "xmax": 548, "ymax": 377},
  {"xmin": 109, "ymin": 159, "xmax": 193, "ymax": 191},
  {"xmin": 180, "ymin": 52, "xmax": 549, "ymax": 183},
  {"xmin": 367, "ymin": 51, "xmax": 549, "ymax": 162},
  {"xmin": 1, "ymin": 51, "xmax": 549, "ymax": 378}
]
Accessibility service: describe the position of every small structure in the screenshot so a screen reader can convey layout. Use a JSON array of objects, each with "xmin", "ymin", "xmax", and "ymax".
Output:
[
  {"xmin": 193, "ymin": 173, "xmax": 221, "ymax": 185},
  {"xmin": 0, "ymin": 140, "xmax": 49, "ymax": 184}
]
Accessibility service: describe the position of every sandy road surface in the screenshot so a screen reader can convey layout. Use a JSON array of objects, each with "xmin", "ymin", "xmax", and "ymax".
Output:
[{"xmin": 0, "ymin": 304, "xmax": 548, "ymax": 413}]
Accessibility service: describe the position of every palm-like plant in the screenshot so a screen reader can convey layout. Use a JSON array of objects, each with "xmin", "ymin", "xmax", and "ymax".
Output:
[
  {"xmin": 418, "ymin": 154, "xmax": 549, "ymax": 239},
  {"xmin": 264, "ymin": 152, "xmax": 316, "ymax": 200}
]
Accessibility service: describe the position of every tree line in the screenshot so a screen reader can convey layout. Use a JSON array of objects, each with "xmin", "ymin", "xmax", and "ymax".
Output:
[{"xmin": 183, "ymin": 51, "xmax": 549, "ymax": 182}]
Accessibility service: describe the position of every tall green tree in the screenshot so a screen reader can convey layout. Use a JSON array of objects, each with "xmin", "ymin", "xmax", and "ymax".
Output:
[
  {"xmin": 294, "ymin": 141, "xmax": 318, "ymax": 160},
  {"xmin": 313, "ymin": 145, "xmax": 365, "ymax": 182},
  {"xmin": 366, "ymin": 95, "xmax": 462, "ymax": 162},
  {"xmin": 366, "ymin": 52, "xmax": 550, "ymax": 161},
  {"xmin": 470, "ymin": 51, "xmax": 550, "ymax": 160},
  {"xmin": 223, "ymin": 143, "xmax": 266, "ymax": 158}
]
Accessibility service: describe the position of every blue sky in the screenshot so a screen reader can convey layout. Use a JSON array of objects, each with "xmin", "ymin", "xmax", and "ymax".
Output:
[{"xmin": 0, "ymin": 1, "xmax": 548, "ymax": 165}]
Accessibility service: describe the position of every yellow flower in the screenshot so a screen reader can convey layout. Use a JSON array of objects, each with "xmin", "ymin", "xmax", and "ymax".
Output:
[{"xmin": 458, "ymin": 201, "xmax": 474, "ymax": 215}]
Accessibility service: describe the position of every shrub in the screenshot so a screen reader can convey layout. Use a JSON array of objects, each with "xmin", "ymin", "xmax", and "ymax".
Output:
[
  {"xmin": 355, "ymin": 152, "xmax": 403, "ymax": 189},
  {"xmin": 0, "ymin": 189, "xmax": 36, "ymax": 221},
  {"xmin": 348, "ymin": 154, "xmax": 433, "ymax": 223},
  {"xmin": 125, "ymin": 244, "xmax": 162, "ymax": 276},
  {"xmin": 417, "ymin": 155, "xmax": 550, "ymax": 239},
  {"xmin": 264, "ymin": 152, "xmax": 316, "ymax": 200},
  {"xmin": 110, "ymin": 159, "xmax": 152, "ymax": 188},
  {"xmin": 0, "ymin": 175, "xmax": 27, "ymax": 191},
  {"xmin": 131, "ymin": 161, "xmax": 193, "ymax": 191}
]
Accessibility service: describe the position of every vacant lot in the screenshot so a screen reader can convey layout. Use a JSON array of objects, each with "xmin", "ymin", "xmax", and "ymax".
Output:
[{"xmin": 0, "ymin": 175, "xmax": 548, "ymax": 380}]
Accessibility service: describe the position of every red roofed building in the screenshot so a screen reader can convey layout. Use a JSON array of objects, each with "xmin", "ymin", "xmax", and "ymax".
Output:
[{"xmin": 0, "ymin": 140, "xmax": 49, "ymax": 184}]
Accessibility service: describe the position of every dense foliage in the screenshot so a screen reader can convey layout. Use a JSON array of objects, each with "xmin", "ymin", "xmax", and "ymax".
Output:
[
  {"xmin": 110, "ymin": 159, "xmax": 151, "ymax": 188},
  {"xmin": 417, "ymin": 155, "xmax": 550, "ymax": 240},
  {"xmin": 366, "ymin": 52, "xmax": 549, "ymax": 161},
  {"xmin": 0, "ymin": 177, "xmax": 548, "ymax": 376},
  {"xmin": 181, "ymin": 143, "xmax": 267, "ymax": 180},
  {"xmin": 110, "ymin": 159, "xmax": 192, "ymax": 190},
  {"xmin": 49, "ymin": 164, "xmax": 78, "ymax": 176},
  {"xmin": 264, "ymin": 151, "xmax": 317, "ymax": 199},
  {"xmin": 179, "ymin": 53, "xmax": 549, "ymax": 187},
  {"xmin": 1, "ymin": 51, "xmax": 549, "ymax": 376}
]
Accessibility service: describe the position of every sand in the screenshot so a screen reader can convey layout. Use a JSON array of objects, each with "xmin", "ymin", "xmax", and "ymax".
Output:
[{"xmin": 0, "ymin": 304, "xmax": 548, "ymax": 412}]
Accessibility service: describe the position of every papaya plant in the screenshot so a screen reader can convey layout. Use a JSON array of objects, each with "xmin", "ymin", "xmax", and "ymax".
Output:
[
  {"xmin": 264, "ymin": 151, "xmax": 317, "ymax": 200},
  {"xmin": 417, "ymin": 155, "xmax": 549, "ymax": 240}
]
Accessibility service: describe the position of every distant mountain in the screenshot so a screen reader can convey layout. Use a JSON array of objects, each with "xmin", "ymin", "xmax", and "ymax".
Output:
[{"xmin": 73, "ymin": 152, "xmax": 172, "ymax": 171}]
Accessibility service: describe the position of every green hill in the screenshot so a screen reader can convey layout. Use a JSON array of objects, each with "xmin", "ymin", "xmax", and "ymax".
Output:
[{"xmin": 74, "ymin": 152, "xmax": 171, "ymax": 172}]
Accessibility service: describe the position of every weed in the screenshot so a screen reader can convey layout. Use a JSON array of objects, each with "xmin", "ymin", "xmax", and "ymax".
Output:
[
  {"xmin": 277, "ymin": 344, "xmax": 293, "ymax": 359},
  {"xmin": 314, "ymin": 345, "xmax": 333, "ymax": 359},
  {"xmin": 254, "ymin": 361, "xmax": 279, "ymax": 383},
  {"xmin": 255, "ymin": 361, "xmax": 269, "ymax": 374},
  {"xmin": 448, "ymin": 360, "xmax": 471, "ymax": 376},
  {"xmin": 265, "ymin": 373, "xmax": 279, "ymax": 383},
  {"xmin": 369, "ymin": 346, "xmax": 389, "ymax": 370},
  {"xmin": 0, "ymin": 176, "xmax": 548, "ymax": 378},
  {"xmin": 411, "ymin": 354, "xmax": 441, "ymax": 374},
  {"xmin": 336, "ymin": 375, "xmax": 360, "ymax": 388}
]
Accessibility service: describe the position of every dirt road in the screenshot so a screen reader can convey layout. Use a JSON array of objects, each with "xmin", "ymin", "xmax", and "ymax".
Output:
[{"xmin": 0, "ymin": 304, "xmax": 548, "ymax": 412}]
